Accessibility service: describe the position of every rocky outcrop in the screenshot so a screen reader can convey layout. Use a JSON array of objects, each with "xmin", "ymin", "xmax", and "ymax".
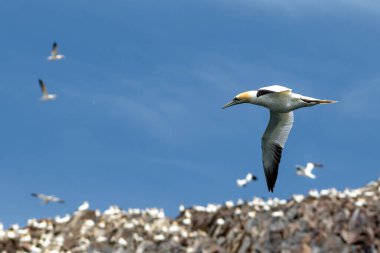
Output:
[{"xmin": 1, "ymin": 180, "xmax": 380, "ymax": 252}]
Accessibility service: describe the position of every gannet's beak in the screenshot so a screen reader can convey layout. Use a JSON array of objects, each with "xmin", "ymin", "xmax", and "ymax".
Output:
[{"xmin": 222, "ymin": 98, "xmax": 242, "ymax": 109}]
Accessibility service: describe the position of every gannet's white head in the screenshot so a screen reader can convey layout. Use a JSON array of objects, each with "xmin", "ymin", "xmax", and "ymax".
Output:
[{"xmin": 222, "ymin": 91, "xmax": 258, "ymax": 109}]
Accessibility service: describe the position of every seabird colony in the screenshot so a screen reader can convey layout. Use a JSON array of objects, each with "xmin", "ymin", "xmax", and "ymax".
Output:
[{"xmin": 223, "ymin": 85, "xmax": 336, "ymax": 192}]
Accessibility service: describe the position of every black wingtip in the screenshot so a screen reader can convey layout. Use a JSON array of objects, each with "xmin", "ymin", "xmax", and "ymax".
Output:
[
  {"xmin": 314, "ymin": 163, "xmax": 324, "ymax": 168},
  {"xmin": 265, "ymin": 177, "xmax": 276, "ymax": 192},
  {"xmin": 266, "ymin": 179, "xmax": 275, "ymax": 192},
  {"xmin": 263, "ymin": 143, "xmax": 282, "ymax": 193}
]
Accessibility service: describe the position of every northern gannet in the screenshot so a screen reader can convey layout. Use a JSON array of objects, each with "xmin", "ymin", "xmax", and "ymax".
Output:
[
  {"xmin": 223, "ymin": 85, "xmax": 336, "ymax": 192},
  {"xmin": 216, "ymin": 218, "xmax": 225, "ymax": 225},
  {"xmin": 236, "ymin": 172, "xmax": 258, "ymax": 187},
  {"xmin": 31, "ymin": 193, "xmax": 65, "ymax": 204},
  {"xmin": 38, "ymin": 79, "xmax": 57, "ymax": 101},
  {"xmin": 47, "ymin": 42, "xmax": 65, "ymax": 61},
  {"xmin": 296, "ymin": 162, "xmax": 323, "ymax": 179},
  {"xmin": 77, "ymin": 201, "xmax": 90, "ymax": 211}
]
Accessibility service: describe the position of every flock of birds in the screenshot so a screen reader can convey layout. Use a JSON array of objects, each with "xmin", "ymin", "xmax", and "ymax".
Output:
[
  {"xmin": 29, "ymin": 43, "xmax": 65, "ymax": 206},
  {"xmin": 29, "ymin": 42, "xmax": 337, "ymax": 208},
  {"xmin": 38, "ymin": 42, "xmax": 64, "ymax": 101},
  {"xmin": 237, "ymin": 162, "xmax": 324, "ymax": 188},
  {"xmin": 31, "ymin": 161, "xmax": 324, "ymax": 206}
]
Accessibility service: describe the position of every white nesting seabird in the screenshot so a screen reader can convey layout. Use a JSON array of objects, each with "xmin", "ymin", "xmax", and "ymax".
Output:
[
  {"xmin": 47, "ymin": 42, "xmax": 65, "ymax": 61},
  {"xmin": 296, "ymin": 162, "xmax": 323, "ymax": 179},
  {"xmin": 38, "ymin": 79, "xmax": 57, "ymax": 101},
  {"xmin": 31, "ymin": 193, "xmax": 64, "ymax": 204},
  {"xmin": 78, "ymin": 201, "xmax": 90, "ymax": 211},
  {"xmin": 236, "ymin": 172, "xmax": 258, "ymax": 187},
  {"xmin": 223, "ymin": 85, "xmax": 336, "ymax": 192}
]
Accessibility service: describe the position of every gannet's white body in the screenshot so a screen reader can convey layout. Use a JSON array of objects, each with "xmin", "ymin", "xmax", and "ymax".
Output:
[
  {"xmin": 47, "ymin": 42, "xmax": 65, "ymax": 61},
  {"xmin": 31, "ymin": 193, "xmax": 64, "ymax": 204},
  {"xmin": 296, "ymin": 162, "xmax": 323, "ymax": 179},
  {"xmin": 236, "ymin": 172, "xmax": 257, "ymax": 187},
  {"xmin": 38, "ymin": 79, "xmax": 57, "ymax": 101},
  {"xmin": 223, "ymin": 85, "xmax": 336, "ymax": 192}
]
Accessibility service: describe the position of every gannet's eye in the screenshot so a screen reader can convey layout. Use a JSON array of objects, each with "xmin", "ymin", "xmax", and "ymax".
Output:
[{"xmin": 233, "ymin": 97, "xmax": 240, "ymax": 101}]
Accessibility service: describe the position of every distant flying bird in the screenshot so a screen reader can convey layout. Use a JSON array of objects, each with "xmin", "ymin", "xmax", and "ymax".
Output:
[
  {"xmin": 47, "ymin": 42, "xmax": 65, "ymax": 61},
  {"xmin": 296, "ymin": 162, "xmax": 323, "ymax": 179},
  {"xmin": 223, "ymin": 85, "xmax": 336, "ymax": 192},
  {"xmin": 237, "ymin": 172, "xmax": 258, "ymax": 187},
  {"xmin": 31, "ymin": 193, "xmax": 64, "ymax": 204},
  {"xmin": 38, "ymin": 79, "xmax": 57, "ymax": 101}
]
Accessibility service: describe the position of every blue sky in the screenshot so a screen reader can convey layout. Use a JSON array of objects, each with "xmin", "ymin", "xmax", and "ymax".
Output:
[{"xmin": 0, "ymin": 0, "xmax": 379, "ymax": 226}]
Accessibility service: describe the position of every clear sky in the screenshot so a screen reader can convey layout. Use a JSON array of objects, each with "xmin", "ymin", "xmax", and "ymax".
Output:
[{"xmin": 0, "ymin": 0, "xmax": 379, "ymax": 226}]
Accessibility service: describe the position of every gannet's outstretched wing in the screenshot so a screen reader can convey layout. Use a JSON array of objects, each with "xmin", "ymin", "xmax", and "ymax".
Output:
[
  {"xmin": 39, "ymin": 79, "xmax": 48, "ymax": 96},
  {"xmin": 52, "ymin": 42, "xmax": 58, "ymax": 57},
  {"xmin": 312, "ymin": 162, "xmax": 324, "ymax": 168},
  {"xmin": 262, "ymin": 111, "xmax": 294, "ymax": 192},
  {"xmin": 305, "ymin": 162, "xmax": 315, "ymax": 174},
  {"xmin": 247, "ymin": 173, "xmax": 258, "ymax": 181},
  {"xmin": 257, "ymin": 85, "xmax": 292, "ymax": 97},
  {"xmin": 236, "ymin": 179, "xmax": 247, "ymax": 187},
  {"xmin": 31, "ymin": 193, "xmax": 45, "ymax": 199},
  {"xmin": 51, "ymin": 196, "xmax": 65, "ymax": 203}
]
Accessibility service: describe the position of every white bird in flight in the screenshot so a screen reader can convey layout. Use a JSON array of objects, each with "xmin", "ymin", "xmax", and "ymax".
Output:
[
  {"xmin": 296, "ymin": 162, "xmax": 323, "ymax": 179},
  {"xmin": 31, "ymin": 193, "xmax": 65, "ymax": 204},
  {"xmin": 47, "ymin": 42, "xmax": 65, "ymax": 61},
  {"xmin": 38, "ymin": 79, "xmax": 57, "ymax": 101},
  {"xmin": 223, "ymin": 85, "xmax": 336, "ymax": 192},
  {"xmin": 237, "ymin": 172, "xmax": 258, "ymax": 187}
]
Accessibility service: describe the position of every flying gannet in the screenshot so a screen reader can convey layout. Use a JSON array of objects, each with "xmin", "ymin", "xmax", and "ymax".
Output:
[
  {"xmin": 31, "ymin": 193, "xmax": 65, "ymax": 204},
  {"xmin": 236, "ymin": 172, "xmax": 258, "ymax": 187},
  {"xmin": 47, "ymin": 42, "xmax": 65, "ymax": 61},
  {"xmin": 38, "ymin": 79, "xmax": 57, "ymax": 101},
  {"xmin": 296, "ymin": 162, "xmax": 323, "ymax": 179},
  {"xmin": 223, "ymin": 85, "xmax": 336, "ymax": 192}
]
